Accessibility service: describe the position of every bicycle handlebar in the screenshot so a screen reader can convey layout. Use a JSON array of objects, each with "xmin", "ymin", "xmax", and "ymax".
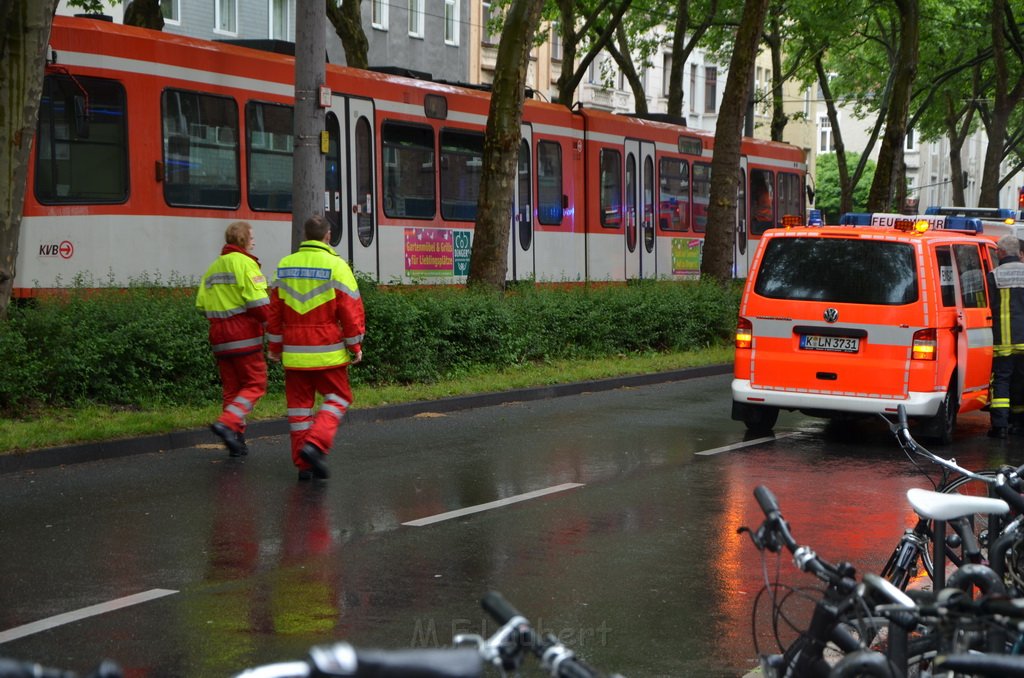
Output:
[
  {"xmin": 0, "ymin": 658, "xmax": 122, "ymax": 678},
  {"xmin": 480, "ymin": 592, "xmax": 605, "ymax": 678},
  {"xmin": 233, "ymin": 644, "xmax": 483, "ymax": 678},
  {"xmin": 889, "ymin": 405, "xmax": 997, "ymax": 483}
]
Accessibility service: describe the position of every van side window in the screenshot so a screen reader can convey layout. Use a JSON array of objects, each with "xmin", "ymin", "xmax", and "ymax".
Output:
[
  {"xmin": 954, "ymin": 244, "xmax": 987, "ymax": 308},
  {"xmin": 935, "ymin": 247, "xmax": 957, "ymax": 307}
]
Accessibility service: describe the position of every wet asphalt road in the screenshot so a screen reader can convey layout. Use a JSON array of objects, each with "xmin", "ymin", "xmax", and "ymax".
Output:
[{"xmin": 1, "ymin": 373, "xmax": 1022, "ymax": 678}]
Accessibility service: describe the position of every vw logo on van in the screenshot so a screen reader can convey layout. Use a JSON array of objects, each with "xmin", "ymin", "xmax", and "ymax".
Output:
[{"xmin": 823, "ymin": 308, "xmax": 839, "ymax": 323}]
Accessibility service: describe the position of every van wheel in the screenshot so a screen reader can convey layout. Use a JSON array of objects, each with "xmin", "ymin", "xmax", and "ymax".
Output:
[
  {"xmin": 743, "ymin": 405, "xmax": 779, "ymax": 433},
  {"xmin": 924, "ymin": 381, "xmax": 958, "ymax": 445}
]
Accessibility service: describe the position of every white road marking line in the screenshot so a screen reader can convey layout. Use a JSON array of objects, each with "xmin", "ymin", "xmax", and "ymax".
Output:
[
  {"xmin": 0, "ymin": 588, "xmax": 178, "ymax": 644},
  {"xmin": 695, "ymin": 432, "xmax": 798, "ymax": 456},
  {"xmin": 402, "ymin": 483, "xmax": 585, "ymax": 527}
]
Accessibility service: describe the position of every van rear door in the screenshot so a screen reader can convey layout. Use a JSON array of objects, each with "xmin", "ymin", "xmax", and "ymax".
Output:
[{"xmin": 743, "ymin": 234, "xmax": 924, "ymax": 400}]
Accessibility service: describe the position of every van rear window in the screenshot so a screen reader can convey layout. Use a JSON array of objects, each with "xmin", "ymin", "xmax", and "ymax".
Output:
[{"xmin": 754, "ymin": 237, "xmax": 918, "ymax": 305}]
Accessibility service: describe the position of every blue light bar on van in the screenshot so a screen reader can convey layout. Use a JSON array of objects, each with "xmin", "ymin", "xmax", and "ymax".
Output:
[
  {"xmin": 839, "ymin": 212, "xmax": 983, "ymax": 232},
  {"xmin": 925, "ymin": 205, "xmax": 1016, "ymax": 221}
]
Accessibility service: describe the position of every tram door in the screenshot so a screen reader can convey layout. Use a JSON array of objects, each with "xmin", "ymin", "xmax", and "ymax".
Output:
[
  {"xmin": 735, "ymin": 158, "xmax": 750, "ymax": 276},
  {"xmin": 508, "ymin": 124, "xmax": 535, "ymax": 281},
  {"xmin": 325, "ymin": 97, "xmax": 378, "ymax": 281},
  {"xmin": 624, "ymin": 140, "xmax": 657, "ymax": 279}
]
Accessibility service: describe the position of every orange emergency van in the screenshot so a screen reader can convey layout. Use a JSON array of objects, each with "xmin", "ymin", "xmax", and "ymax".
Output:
[{"xmin": 732, "ymin": 218, "xmax": 999, "ymax": 443}]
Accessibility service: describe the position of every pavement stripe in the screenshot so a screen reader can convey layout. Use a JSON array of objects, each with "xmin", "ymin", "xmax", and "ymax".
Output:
[
  {"xmin": 402, "ymin": 483, "xmax": 585, "ymax": 527},
  {"xmin": 695, "ymin": 432, "xmax": 798, "ymax": 456},
  {"xmin": 0, "ymin": 588, "xmax": 178, "ymax": 644}
]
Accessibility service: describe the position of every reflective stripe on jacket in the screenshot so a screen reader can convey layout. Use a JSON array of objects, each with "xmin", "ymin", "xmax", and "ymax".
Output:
[
  {"xmin": 196, "ymin": 246, "xmax": 269, "ymax": 357},
  {"xmin": 989, "ymin": 257, "xmax": 1024, "ymax": 356},
  {"xmin": 268, "ymin": 240, "xmax": 365, "ymax": 370}
]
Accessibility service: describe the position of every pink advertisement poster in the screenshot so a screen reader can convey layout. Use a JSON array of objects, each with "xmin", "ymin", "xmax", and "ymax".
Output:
[{"xmin": 405, "ymin": 228, "xmax": 455, "ymax": 277}]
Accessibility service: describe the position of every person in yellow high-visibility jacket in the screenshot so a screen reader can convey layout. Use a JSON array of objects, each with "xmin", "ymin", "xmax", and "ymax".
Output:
[
  {"xmin": 196, "ymin": 221, "xmax": 269, "ymax": 457},
  {"xmin": 268, "ymin": 215, "xmax": 365, "ymax": 481}
]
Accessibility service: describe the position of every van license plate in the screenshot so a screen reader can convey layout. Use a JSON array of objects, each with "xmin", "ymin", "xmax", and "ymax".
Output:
[{"xmin": 800, "ymin": 335, "xmax": 859, "ymax": 353}]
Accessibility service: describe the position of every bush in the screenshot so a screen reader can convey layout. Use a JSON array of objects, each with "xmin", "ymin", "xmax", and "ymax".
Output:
[{"xmin": 0, "ymin": 280, "xmax": 739, "ymax": 415}]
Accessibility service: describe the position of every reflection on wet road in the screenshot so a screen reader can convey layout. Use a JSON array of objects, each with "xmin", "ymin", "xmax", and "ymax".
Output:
[{"xmin": 0, "ymin": 374, "xmax": 1020, "ymax": 677}]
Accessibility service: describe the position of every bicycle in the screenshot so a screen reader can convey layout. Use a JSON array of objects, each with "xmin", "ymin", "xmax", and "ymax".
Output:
[
  {"xmin": 878, "ymin": 405, "xmax": 1024, "ymax": 592},
  {"xmin": 741, "ymin": 483, "xmax": 1010, "ymax": 677},
  {"xmin": 233, "ymin": 591, "xmax": 617, "ymax": 678}
]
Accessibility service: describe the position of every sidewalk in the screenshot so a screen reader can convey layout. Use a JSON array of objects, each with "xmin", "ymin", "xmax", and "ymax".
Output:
[{"xmin": 0, "ymin": 364, "xmax": 731, "ymax": 475}]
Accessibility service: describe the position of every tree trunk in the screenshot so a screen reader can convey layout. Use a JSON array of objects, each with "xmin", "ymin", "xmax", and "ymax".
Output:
[
  {"xmin": 0, "ymin": 0, "xmax": 59, "ymax": 319},
  {"xmin": 766, "ymin": 12, "xmax": 787, "ymax": 142},
  {"xmin": 866, "ymin": 0, "xmax": 919, "ymax": 212},
  {"xmin": 554, "ymin": 0, "xmax": 630, "ymax": 107},
  {"xmin": 326, "ymin": 0, "xmax": 368, "ymax": 70},
  {"xmin": 943, "ymin": 92, "xmax": 974, "ymax": 207},
  {"xmin": 979, "ymin": 0, "xmax": 1024, "ymax": 206},
  {"xmin": 700, "ymin": 0, "xmax": 771, "ymax": 282},
  {"xmin": 292, "ymin": 0, "xmax": 326, "ymax": 248},
  {"xmin": 467, "ymin": 0, "xmax": 545, "ymax": 290},
  {"xmin": 124, "ymin": 0, "xmax": 164, "ymax": 30},
  {"xmin": 607, "ymin": 24, "xmax": 646, "ymax": 114}
]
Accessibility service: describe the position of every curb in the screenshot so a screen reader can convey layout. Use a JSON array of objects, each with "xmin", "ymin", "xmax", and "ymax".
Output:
[{"xmin": 0, "ymin": 364, "xmax": 731, "ymax": 475}]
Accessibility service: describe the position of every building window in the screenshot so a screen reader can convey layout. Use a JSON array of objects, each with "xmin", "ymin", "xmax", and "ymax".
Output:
[
  {"xmin": 161, "ymin": 0, "xmax": 179, "ymax": 23},
  {"xmin": 704, "ymin": 66, "xmax": 717, "ymax": 113},
  {"xmin": 905, "ymin": 127, "xmax": 916, "ymax": 151},
  {"xmin": 270, "ymin": 0, "xmax": 290, "ymax": 40},
  {"xmin": 689, "ymin": 63, "xmax": 697, "ymax": 113},
  {"xmin": 216, "ymin": 0, "xmax": 237, "ymax": 34},
  {"xmin": 371, "ymin": 0, "xmax": 388, "ymax": 29},
  {"xmin": 662, "ymin": 54, "xmax": 671, "ymax": 97},
  {"xmin": 444, "ymin": 0, "xmax": 459, "ymax": 45},
  {"xmin": 408, "ymin": 0, "xmax": 424, "ymax": 37},
  {"xmin": 481, "ymin": 1, "xmax": 499, "ymax": 45},
  {"xmin": 550, "ymin": 22, "xmax": 561, "ymax": 61},
  {"xmin": 818, "ymin": 116, "xmax": 835, "ymax": 153}
]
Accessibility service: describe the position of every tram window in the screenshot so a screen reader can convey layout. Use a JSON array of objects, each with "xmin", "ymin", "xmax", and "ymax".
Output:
[
  {"xmin": 692, "ymin": 162, "xmax": 711, "ymax": 233},
  {"xmin": 643, "ymin": 155, "xmax": 654, "ymax": 253},
  {"xmin": 625, "ymin": 152, "xmax": 637, "ymax": 251},
  {"xmin": 439, "ymin": 128, "xmax": 483, "ymax": 221},
  {"xmin": 35, "ymin": 74, "xmax": 128, "ymax": 204},
  {"xmin": 778, "ymin": 171, "xmax": 803, "ymax": 225},
  {"xmin": 537, "ymin": 140, "xmax": 562, "ymax": 225},
  {"xmin": 600, "ymin": 149, "xmax": 622, "ymax": 228},
  {"xmin": 751, "ymin": 168, "xmax": 775, "ymax": 234},
  {"xmin": 658, "ymin": 157, "xmax": 688, "ymax": 231},
  {"xmin": 382, "ymin": 121, "xmax": 435, "ymax": 219},
  {"xmin": 246, "ymin": 101, "xmax": 293, "ymax": 212},
  {"xmin": 355, "ymin": 115, "xmax": 374, "ymax": 247},
  {"xmin": 518, "ymin": 139, "xmax": 532, "ymax": 249},
  {"xmin": 162, "ymin": 89, "xmax": 240, "ymax": 208}
]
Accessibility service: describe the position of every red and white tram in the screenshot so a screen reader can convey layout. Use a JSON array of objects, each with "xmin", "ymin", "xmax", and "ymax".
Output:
[{"xmin": 16, "ymin": 15, "xmax": 807, "ymax": 297}]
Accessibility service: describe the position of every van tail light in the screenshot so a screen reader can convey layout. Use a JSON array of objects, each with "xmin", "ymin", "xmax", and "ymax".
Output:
[
  {"xmin": 736, "ymin": 317, "xmax": 753, "ymax": 349},
  {"xmin": 912, "ymin": 328, "xmax": 937, "ymax": 360}
]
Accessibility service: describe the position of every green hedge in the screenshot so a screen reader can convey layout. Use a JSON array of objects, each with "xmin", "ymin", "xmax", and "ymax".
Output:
[{"xmin": 0, "ymin": 280, "xmax": 740, "ymax": 415}]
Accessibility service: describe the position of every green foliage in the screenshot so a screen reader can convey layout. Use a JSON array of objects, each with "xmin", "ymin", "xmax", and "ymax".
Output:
[
  {"xmin": 0, "ymin": 281, "xmax": 738, "ymax": 416},
  {"xmin": 814, "ymin": 152, "xmax": 877, "ymax": 223}
]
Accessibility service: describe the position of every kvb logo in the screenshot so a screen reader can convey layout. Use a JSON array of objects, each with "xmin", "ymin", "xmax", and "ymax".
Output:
[{"xmin": 38, "ymin": 240, "xmax": 75, "ymax": 260}]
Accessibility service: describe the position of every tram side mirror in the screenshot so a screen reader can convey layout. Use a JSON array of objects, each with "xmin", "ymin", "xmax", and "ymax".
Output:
[
  {"xmin": 73, "ymin": 95, "xmax": 90, "ymax": 139},
  {"xmin": 805, "ymin": 185, "xmax": 815, "ymax": 206}
]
